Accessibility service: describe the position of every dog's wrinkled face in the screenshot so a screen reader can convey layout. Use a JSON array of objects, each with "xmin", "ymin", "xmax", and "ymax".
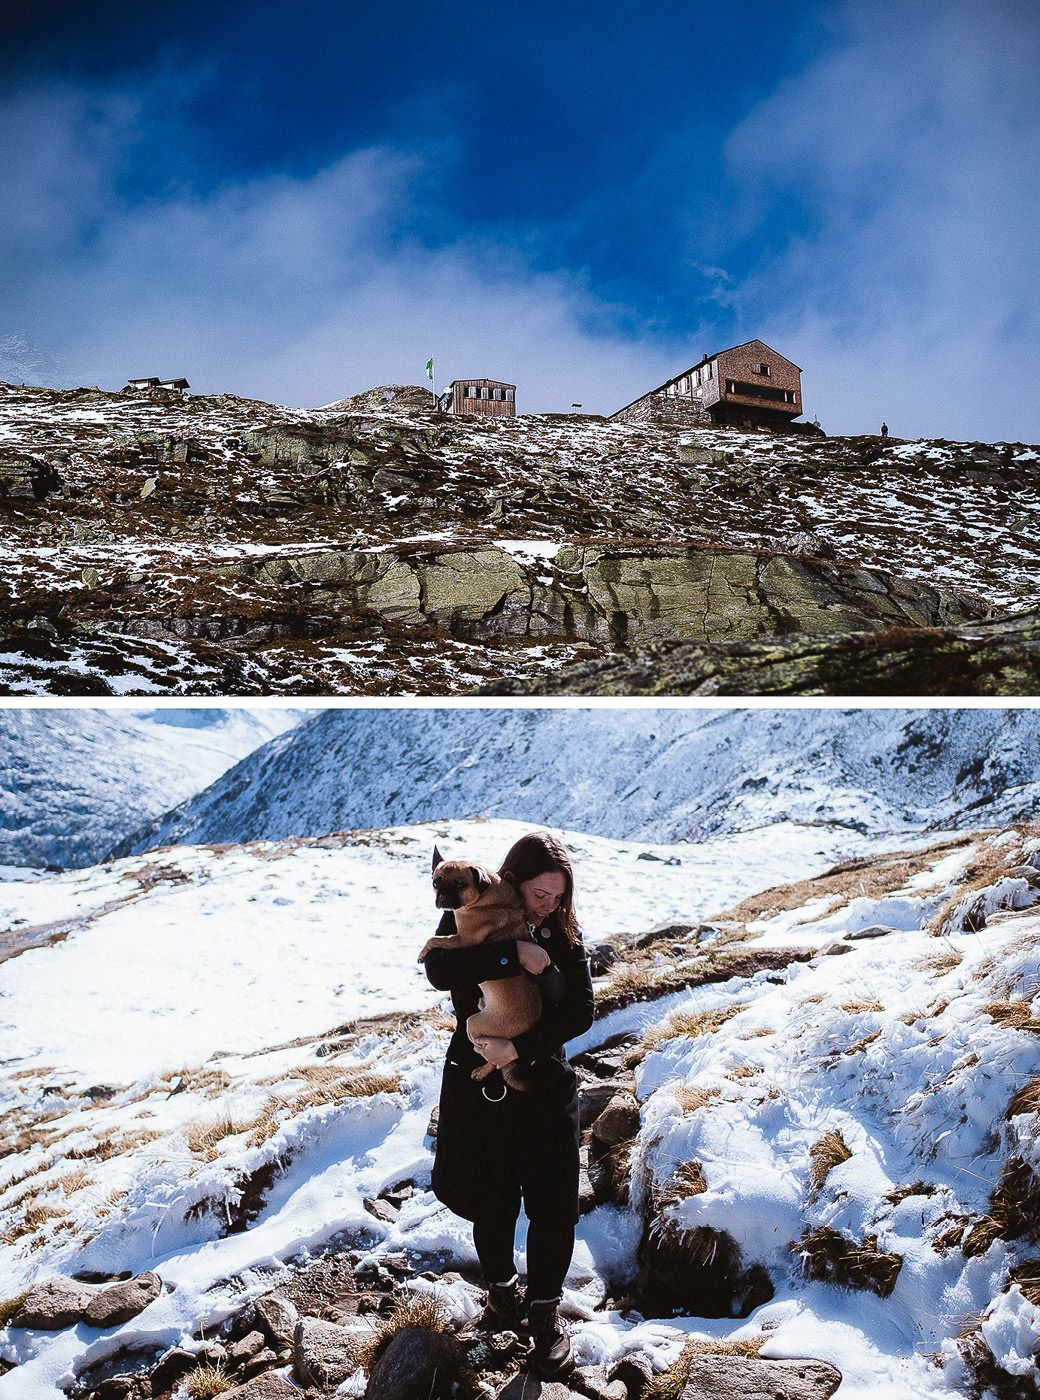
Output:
[{"xmin": 432, "ymin": 858, "xmax": 492, "ymax": 910}]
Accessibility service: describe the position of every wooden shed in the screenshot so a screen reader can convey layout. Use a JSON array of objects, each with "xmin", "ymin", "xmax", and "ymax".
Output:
[{"xmin": 437, "ymin": 379, "xmax": 516, "ymax": 418}]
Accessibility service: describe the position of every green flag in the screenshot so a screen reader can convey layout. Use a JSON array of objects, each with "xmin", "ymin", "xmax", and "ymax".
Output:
[{"xmin": 425, "ymin": 358, "xmax": 434, "ymax": 381}]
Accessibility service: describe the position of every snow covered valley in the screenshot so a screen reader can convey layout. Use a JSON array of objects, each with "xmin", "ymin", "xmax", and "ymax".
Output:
[{"xmin": 2, "ymin": 814, "xmax": 1039, "ymax": 1399}]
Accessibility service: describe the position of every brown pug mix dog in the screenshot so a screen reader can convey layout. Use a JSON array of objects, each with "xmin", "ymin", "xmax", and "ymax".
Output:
[{"xmin": 418, "ymin": 846, "xmax": 541, "ymax": 1091}]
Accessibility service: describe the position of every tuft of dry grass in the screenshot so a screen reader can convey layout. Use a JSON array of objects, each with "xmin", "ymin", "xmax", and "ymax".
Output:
[
  {"xmin": 642, "ymin": 1336, "xmax": 764, "ymax": 1398},
  {"xmin": 184, "ymin": 1113, "xmax": 248, "ymax": 1158},
  {"xmin": 808, "ymin": 1131, "xmax": 852, "ymax": 1195},
  {"xmin": 161, "ymin": 1066, "xmax": 232, "ymax": 1098},
  {"xmin": 673, "ymin": 1085, "xmax": 722, "ymax": 1114},
  {"xmin": 360, "ymin": 1293, "xmax": 451, "ymax": 1374},
  {"xmin": 885, "ymin": 1181, "xmax": 938, "ymax": 1205},
  {"xmin": 841, "ymin": 1000, "xmax": 883, "ymax": 1014},
  {"xmin": 659, "ymin": 1158, "xmax": 708, "ymax": 1206},
  {"xmin": 2, "ymin": 1203, "xmax": 68, "ymax": 1244},
  {"xmin": 0, "ymin": 1290, "xmax": 29, "ymax": 1328},
  {"xmin": 844, "ymin": 1030, "xmax": 882, "ymax": 1056},
  {"xmin": 640, "ymin": 1004, "xmax": 745, "ymax": 1054},
  {"xmin": 53, "ymin": 1169, "xmax": 91, "ymax": 1196},
  {"xmin": 793, "ymin": 1227, "xmax": 902, "ymax": 1297},
  {"xmin": 1008, "ymin": 1261, "xmax": 1040, "ymax": 1306},
  {"xmin": 64, "ymin": 1126, "xmax": 163, "ymax": 1162},
  {"xmin": 185, "ymin": 1361, "xmax": 234, "ymax": 1397},
  {"xmin": 983, "ymin": 1000, "xmax": 1040, "ymax": 1034},
  {"xmin": 1006, "ymin": 1077, "xmax": 1040, "ymax": 1121},
  {"xmin": 963, "ymin": 1157, "xmax": 1040, "ymax": 1256},
  {"xmin": 914, "ymin": 950, "xmax": 963, "ymax": 975}
]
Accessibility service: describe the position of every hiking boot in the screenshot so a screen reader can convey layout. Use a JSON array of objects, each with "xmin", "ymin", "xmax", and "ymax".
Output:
[
  {"xmin": 480, "ymin": 1277, "xmax": 527, "ymax": 1332},
  {"xmin": 527, "ymin": 1299, "xmax": 573, "ymax": 1376}
]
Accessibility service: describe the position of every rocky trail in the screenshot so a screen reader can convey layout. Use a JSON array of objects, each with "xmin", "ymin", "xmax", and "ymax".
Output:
[{"xmin": 2, "ymin": 382, "xmax": 1037, "ymax": 695}]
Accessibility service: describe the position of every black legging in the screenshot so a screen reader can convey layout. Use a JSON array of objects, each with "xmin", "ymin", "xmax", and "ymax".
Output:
[{"xmin": 473, "ymin": 1206, "xmax": 575, "ymax": 1302}]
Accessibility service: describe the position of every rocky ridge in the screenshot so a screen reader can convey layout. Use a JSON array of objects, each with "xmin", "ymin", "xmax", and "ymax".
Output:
[{"xmin": 1, "ymin": 381, "xmax": 1036, "ymax": 695}]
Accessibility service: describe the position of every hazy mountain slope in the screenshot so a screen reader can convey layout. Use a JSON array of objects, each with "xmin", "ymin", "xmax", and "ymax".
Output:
[
  {"xmin": 116, "ymin": 707, "xmax": 1040, "ymax": 855},
  {"xmin": 0, "ymin": 708, "xmax": 306, "ymax": 869}
]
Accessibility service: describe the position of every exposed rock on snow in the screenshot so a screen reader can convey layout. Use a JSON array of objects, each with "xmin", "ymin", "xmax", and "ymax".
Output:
[
  {"xmin": 10, "ymin": 1277, "xmax": 96, "ymax": 1330},
  {"xmin": 682, "ymin": 1353, "xmax": 842, "ymax": 1399},
  {"xmin": 82, "ymin": 1272, "xmax": 162, "ymax": 1329}
]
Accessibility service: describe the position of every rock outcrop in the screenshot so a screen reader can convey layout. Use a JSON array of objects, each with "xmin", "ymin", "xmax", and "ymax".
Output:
[
  {"xmin": 2, "ymin": 378, "xmax": 1036, "ymax": 695},
  {"xmin": 485, "ymin": 609, "xmax": 1040, "ymax": 696},
  {"xmin": 222, "ymin": 541, "xmax": 984, "ymax": 646}
]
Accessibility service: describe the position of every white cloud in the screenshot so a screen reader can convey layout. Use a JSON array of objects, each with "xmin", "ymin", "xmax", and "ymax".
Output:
[
  {"xmin": 717, "ymin": 0, "xmax": 1040, "ymax": 440},
  {"xmin": 0, "ymin": 76, "xmax": 680, "ymax": 414}
]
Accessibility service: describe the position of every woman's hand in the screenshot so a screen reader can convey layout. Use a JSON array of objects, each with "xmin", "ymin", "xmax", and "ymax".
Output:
[
  {"xmin": 470, "ymin": 1035, "xmax": 519, "ymax": 1067},
  {"xmin": 517, "ymin": 941, "xmax": 551, "ymax": 974}
]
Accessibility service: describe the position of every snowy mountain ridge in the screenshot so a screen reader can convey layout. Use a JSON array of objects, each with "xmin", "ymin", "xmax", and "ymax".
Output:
[
  {"xmin": 114, "ymin": 706, "xmax": 1040, "ymax": 858},
  {"xmin": 0, "ymin": 708, "xmax": 308, "ymax": 870}
]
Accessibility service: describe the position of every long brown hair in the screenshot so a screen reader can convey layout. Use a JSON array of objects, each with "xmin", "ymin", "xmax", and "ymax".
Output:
[{"xmin": 499, "ymin": 832, "xmax": 580, "ymax": 945}]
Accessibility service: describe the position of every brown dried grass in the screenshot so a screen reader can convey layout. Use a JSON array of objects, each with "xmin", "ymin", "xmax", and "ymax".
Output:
[
  {"xmin": 914, "ymin": 950, "xmax": 963, "ymax": 975},
  {"xmin": 0, "ymin": 1290, "xmax": 29, "ymax": 1328},
  {"xmin": 184, "ymin": 1361, "xmax": 235, "ymax": 1398},
  {"xmin": 984, "ymin": 1000, "xmax": 1040, "ymax": 1034},
  {"xmin": 927, "ymin": 823, "xmax": 1040, "ymax": 936},
  {"xmin": 659, "ymin": 1158, "xmax": 708, "ymax": 1206},
  {"xmin": 640, "ymin": 1004, "xmax": 746, "ymax": 1054},
  {"xmin": 844, "ymin": 1030, "xmax": 883, "ymax": 1056},
  {"xmin": 360, "ymin": 1292, "xmax": 452, "ymax": 1374},
  {"xmin": 1006, "ymin": 1077, "xmax": 1040, "ymax": 1121},
  {"xmin": 808, "ymin": 1131, "xmax": 852, "ymax": 1195},
  {"xmin": 794, "ymin": 1226, "xmax": 902, "ymax": 1297},
  {"xmin": 963, "ymin": 1157, "xmax": 1040, "ymax": 1256},
  {"xmin": 2, "ymin": 1202, "xmax": 68, "ymax": 1244},
  {"xmin": 719, "ymin": 837, "xmax": 972, "ymax": 926},
  {"xmin": 673, "ymin": 1085, "xmax": 722, "ymax": 1114}
]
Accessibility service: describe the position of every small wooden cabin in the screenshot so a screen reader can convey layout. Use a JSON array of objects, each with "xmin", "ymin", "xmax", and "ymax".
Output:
[
  {"xmin": 611, "ymin": 340, "xmax": 802, "ymax": 431},
  {"xmin": 123, "ymin": 376, "xmax": 190, "ymax": 394},
  {"xmin": 437, "ymin": 379, "xmax": 516, "ymax": 418}
]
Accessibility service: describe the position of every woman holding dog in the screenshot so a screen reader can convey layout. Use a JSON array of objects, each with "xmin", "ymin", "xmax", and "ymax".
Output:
[{"xmin": 423, "ymin": 831, "xmax": 594, "ymax": 1378}]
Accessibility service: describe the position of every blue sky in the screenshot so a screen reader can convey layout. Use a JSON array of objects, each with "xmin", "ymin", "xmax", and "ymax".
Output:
[{"xmin": 1, "ymin": 0, "xmax": 1037, "ymax": 439}]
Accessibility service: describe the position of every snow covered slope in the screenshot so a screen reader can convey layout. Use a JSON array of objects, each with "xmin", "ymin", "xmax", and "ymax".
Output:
[
  {"xmin": 116, "ymin": 706, "xmax": 1040, "ymax": 855},
  {"xmin": 0, "ymin": 816, "xmax": 887, "ymax": 1084},
  {"xmin": 1, "ymin": 816, "xmax": 1037, "ymax": 1399},
  {"xmin": 0, "ymin": 708, "xmax": 306, "ymax": 870}
]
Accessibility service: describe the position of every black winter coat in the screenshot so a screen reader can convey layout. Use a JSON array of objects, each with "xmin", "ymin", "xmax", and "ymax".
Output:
[{"xmin": 423, "ymin": 911, "xmax": 595, "ymax": 1222}]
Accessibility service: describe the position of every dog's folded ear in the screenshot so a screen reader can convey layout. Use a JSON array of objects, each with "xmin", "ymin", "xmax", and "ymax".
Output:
[
  {"xmin": 469, "ymin": 865, "xmax": 491, "ymax": 894},
  {"xmin": 432, "ymin": 844, "xmax": 444, "ymax": 873}
]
